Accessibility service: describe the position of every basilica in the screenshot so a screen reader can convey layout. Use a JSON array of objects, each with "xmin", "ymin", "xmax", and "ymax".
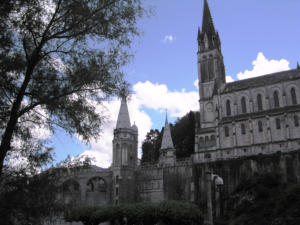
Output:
[{"xmin": 57, "ymin": 0, "xmax": 300, "ymax": 223}]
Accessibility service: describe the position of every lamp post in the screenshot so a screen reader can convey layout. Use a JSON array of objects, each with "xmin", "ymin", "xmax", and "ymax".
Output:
[{"xmin": 205, "ymin": 171, "xmax": 224, "ymax": 225}]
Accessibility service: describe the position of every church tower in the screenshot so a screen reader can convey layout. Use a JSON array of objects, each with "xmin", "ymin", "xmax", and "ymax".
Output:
[
  {"xmin": 112, "ymin": 98, "xmax": 138, "ymax": 204},
  {"xmin": 197, "ymin": 0, "xmax": 225, "ymax": 128},
  {"xmin": 159, "ymin": 114, "xmax": 176, "ymax": 166},
  {"xmin": 195, "ymin": 0, "xmax": 224, "ymax": 161},
  {"xmin": 197, "ymin": 0, "xmax": 225, "ymax": 99}
]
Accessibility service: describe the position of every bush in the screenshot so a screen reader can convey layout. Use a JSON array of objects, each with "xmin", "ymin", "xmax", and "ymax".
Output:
[{"xmin": 65, "ymin": 201, "xmax": 203, "ymax": 225}]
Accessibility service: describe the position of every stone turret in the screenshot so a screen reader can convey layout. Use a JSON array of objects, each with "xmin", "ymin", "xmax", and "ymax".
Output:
[
  {"xmin": 112, "ymin": 97, "xmax": 138, "ymax": 204},
  {"xmin": 159, "ymin": 113, "xmax": 176, "ymax": 166}
]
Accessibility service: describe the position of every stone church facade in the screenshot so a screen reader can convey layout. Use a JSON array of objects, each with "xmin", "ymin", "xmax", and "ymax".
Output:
[{"xmin": 56, "ymin": 0, "xmax": 300, "ymax": 223}]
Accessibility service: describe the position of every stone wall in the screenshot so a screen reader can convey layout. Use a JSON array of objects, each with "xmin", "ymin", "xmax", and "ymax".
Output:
[{"xmin": 193, "ymin": 150, "xmax": 300, "ymax": 214}]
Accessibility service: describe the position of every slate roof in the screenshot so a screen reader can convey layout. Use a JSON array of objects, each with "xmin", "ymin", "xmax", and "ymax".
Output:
[{"xmin": 222, "ymin": 69, "xmax": 300, "ymax": 94}]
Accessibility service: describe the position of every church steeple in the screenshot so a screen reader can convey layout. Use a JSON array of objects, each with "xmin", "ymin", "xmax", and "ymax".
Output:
[
  {"xmin": 198, "ymin": 0, "xmax": 221, "ymax": 52},
  {"xmin": 116, "ymin": 98, "xmax": 131, "ymax": 129},
  {"xmin": 202, "ymin": 0, "xmax": 216, "ymax": 38},
  {"xmin": 161, "ymin": 113, "xmax": 174, "ymax": 150},
  {"xmin": 197, "ymin": 0, "xmax": 225, "ymax": 90}
]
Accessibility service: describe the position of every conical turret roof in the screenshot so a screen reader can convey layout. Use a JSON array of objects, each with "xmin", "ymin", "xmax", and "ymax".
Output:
[
  {"xmin": 116, "ymin": 98, "xmax": 131, "ymax": 129},
  {"xmin": 161, "ymin": 113, "xmax": 174, "ymax": 150}
]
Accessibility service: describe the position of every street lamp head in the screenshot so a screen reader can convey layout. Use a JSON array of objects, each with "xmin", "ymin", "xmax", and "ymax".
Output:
[{"xmin": 215, "ymin": 176, "xmax": 224, "ymax": 186}]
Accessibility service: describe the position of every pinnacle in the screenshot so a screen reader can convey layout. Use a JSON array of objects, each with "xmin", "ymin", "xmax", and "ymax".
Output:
[
  {"xmin": 161, "ymin": 113, "xmax": 174, "ymax": 150},
  {"xmin": 116, "ymin": 98, "xmax": 131, "ymax": 129}
]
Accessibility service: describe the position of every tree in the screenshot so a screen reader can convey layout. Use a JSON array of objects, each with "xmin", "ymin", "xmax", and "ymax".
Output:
[
  {"xmin": 0, "ymin": 168, "xmax": 62, "ymax": 225},
  {"xmin": 0, "ymin": 0, "xmax": 146, "ymax": 176},
  {"xmin": 171, "ymin": 111, "xmax": 197, "ymax": 159},
  {"xmin": 141, "ymin": 129, "xmax": 162, "ymax": 163}
]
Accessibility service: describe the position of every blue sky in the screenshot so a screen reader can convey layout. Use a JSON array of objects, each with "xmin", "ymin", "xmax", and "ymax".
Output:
[{"xmin": 51, "ymin": 0, "xmax": 300, "ymax": 167}]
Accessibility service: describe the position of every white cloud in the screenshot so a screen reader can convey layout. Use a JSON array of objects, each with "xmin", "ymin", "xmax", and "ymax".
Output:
[
  {"xmin": 237, "ymin": 52, "xmax": 290, "ymax": 80},
  {"xmin": 133, "ymin": 81, "xmax": 199, "ymax": 117},
  {"xmin": 194, "ymin": 79, "xmax": 199, "ymax": 89},
  {"xmin": 226, "ymin": 76, "xmax": 234, "ymax": 83},
  {"xmin": 162, "ymin": 35, "xmax": 176, "ymax": 43}
]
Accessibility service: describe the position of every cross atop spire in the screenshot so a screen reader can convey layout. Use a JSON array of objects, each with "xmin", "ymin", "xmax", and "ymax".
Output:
[
  {"xmin": 161, "ymin": 112, "xmax": 174, "ymax": 150},
  {"xmin": 116, "ymin": 97, "xmax": 131, "ymax": 129}
]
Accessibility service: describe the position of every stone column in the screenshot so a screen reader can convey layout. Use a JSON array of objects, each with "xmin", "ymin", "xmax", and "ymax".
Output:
[{"xmin": 205, "ymin": 170, "xmax": 213, "ymax": 225}]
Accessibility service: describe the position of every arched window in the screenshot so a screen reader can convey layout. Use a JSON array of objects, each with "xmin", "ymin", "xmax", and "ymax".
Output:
[
  {"xmin": 199, "ymin": 137, "xmax": 204, "ymax": 147},
  {"xmin": 205, "ymin": 136, "xmax": 209, "ymax": 144},
  {"xmin": 226, "ymin": 100, "xmax": 231, "ymax": 116},
  {"xmin": 62, "ymin": 179, "xmax": 80, "ymax": 205},
  {"xmin": 258, "ymin": 121, "xmax": 263, "ymax": 132},
  {"xmin": 294, "ymin": 115, "xmax": 299, "ymax": 127},
  {"xmin": 210, "ymin": 135, "xmax": 216, "ymax": 147},
  {"xmin": 241, "ymin": 97, "xmax": 247, "ymax": 113},
  {"xmin": 274, "ymin": 91, "xmax": 280, "ymax": 108},
  {"xmin": 87, "ymin": 177, "xmax": 106, "ymax": 192},
  {"xmin": 291, "ymin": 88, "xmax": 297, "ymax": 105},
  {"xmin": 257, "ymin": 94, "xmax": 263, "ymax": 111},
  {"xmin": 276, "ymin": 118, "xmax": 281, "ymax": 129},
  {"xmin": 241, "ymin": 124, "xmax": 246, "ymax": 135},
  {"xmin": 224, "ymin": 126, "xmax": 229, "ymax": 137}
]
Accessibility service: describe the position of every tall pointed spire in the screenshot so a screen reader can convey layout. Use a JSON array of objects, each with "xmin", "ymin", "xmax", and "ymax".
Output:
[
  {"xmin": 198, "ymin": 0, "xmax": 220, "ymax": 52},
  {"xmin": 202, "ymin": 0, "xmax": 216, "ymax": 38},
  {"xmin": 160, "ymin": 113, "xmax": 174, "ymax": 150},
  {"xmin": 116, "ymin": 98, "xmax": 131, "ymax": 129}
]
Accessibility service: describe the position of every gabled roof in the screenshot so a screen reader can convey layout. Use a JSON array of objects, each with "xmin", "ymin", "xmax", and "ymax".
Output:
[{"xmin": 222, "ymin": 69, "xmax": 300, "ymax": 94}]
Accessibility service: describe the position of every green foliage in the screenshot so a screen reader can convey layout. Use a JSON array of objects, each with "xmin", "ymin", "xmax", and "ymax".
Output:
[
  {"xmin": 171, "ymin": 111, "xmax": 197, "ymax": 158},
  {"xmin": 141, "ymin": 129, "xmax": 162, "ymax": 163},
  {"xmin": 0, "ymin": 0, "xmax": 147, "ymax": 175},
  {"xmin": 0, "ymin": 170, "xmax": 63, "ymax": 225},
  {"xmin": 66, "ymin": 201, "xmax": 203, "ymax": 225},
  {"xmin": 222, "ymin": 172, "xmax": 300, "ymax": 225}
]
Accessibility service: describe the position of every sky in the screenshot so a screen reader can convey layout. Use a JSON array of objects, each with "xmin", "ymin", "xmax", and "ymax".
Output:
[{"xmin": 50, "ymin": 0, "xmax": 300, "ymax": 168}]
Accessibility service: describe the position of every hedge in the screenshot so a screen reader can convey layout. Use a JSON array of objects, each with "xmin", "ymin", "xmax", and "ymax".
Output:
[{"xmin": 65, "ymin": 201, "xmax": 203, "ymax": 225}]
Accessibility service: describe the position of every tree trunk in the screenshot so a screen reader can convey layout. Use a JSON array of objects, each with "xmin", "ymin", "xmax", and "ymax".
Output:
[{"xmin": 0, "ymin": 64, "xmax": 34, "ymax": 178}]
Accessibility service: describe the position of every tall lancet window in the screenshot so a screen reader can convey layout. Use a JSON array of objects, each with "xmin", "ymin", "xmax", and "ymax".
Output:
[
  {"xmin": 241, "ymin": 97, "xmax": 247, "ymax": 114},
  {"xmin": 294, "ymin": 115, "xmax": 299, "ymax": 127},
  {"xmin": 274, "ymin": 91, "xmax": 280, "ymax": 108},
  {"xmin": 226, "ymin": 100, "xmax": 231, "ymax": 116},
  {"xmin": 201, "ymin": 62, "xmax": 208, "ymax": 82},
  {"xmin": 116, "ymin": 144, "xmax": 120, "ymax": 165},
  {"xmin": 258, "ymin": 121, "xmax": 263, "ymax": 132},
  {"xmin": 291, "ymin": 88, "xmax": 297, "ymax": 105},
  {"xmin": 257, "ymin": 94, "xmax": 263, "ymax": 111},
  {"xmin": 208, "ymin": 60, "xmax": 214, "ymax": 80}
]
